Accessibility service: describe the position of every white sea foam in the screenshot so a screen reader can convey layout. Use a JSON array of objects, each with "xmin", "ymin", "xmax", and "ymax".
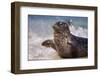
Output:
[
  {"xmin": 70, "ymin": 25, "xmax": 88, "ymax": 38},
  {"xmin": 28, "ymin": 30, "xmax": 60, "ymax": 60}
]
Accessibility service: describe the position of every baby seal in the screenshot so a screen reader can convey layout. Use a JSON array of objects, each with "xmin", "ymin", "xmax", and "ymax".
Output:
[{"xmin": 42, "ymin": 21, "xmax": 88, "ymax": 58}]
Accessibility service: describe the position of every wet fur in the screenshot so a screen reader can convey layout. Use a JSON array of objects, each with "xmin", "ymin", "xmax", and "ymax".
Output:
[{"xmin": 42, "ymin": 21, "xmax": 88, "ymax": 58}]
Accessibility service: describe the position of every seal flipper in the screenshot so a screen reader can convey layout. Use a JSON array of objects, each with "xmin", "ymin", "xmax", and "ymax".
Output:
[{"xmin": 42, "ymin": 39, "xmax": 56, "ymax": 50}]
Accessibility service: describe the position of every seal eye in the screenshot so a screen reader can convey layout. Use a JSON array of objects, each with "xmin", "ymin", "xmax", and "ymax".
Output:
[
  {"xmin": 57, "ymin": 22, "xmax": 63, "ymax": 25},
  {"xmin": 59, "ymin": 22, "xmax": 63, "ymax": 25}
]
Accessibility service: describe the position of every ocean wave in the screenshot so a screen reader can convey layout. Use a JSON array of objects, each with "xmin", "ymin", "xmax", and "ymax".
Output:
[
  {"xmin": 28, "ymin": 30, "xmax": 61, "ymax": 60},
  {"xmin": 69, "ymin": 25, "xmax": 88, "ymax": 38}
]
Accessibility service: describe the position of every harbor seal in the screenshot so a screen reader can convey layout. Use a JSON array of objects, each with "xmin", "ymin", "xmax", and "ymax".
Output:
[{"xmin": 42, "ymin": 21, "xmax": 88, "ymax": 58}]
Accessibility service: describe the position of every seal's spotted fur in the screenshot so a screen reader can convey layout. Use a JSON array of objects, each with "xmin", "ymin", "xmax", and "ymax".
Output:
[{"xmin": 42, "ymin": 21, "xmax": 88, "ymax": 58}]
